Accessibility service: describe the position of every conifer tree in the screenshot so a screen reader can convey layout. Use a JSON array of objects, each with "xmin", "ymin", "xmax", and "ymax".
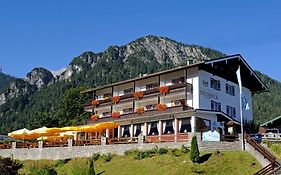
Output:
[{"xmin": 190, "ymin": 135, "xmax": 200, "ymax": 163}]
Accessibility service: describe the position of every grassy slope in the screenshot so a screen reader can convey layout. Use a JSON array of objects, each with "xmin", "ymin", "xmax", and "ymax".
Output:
[{"xmin": 20, "ymin": 151, "xmax": 261, "ymax": 175}]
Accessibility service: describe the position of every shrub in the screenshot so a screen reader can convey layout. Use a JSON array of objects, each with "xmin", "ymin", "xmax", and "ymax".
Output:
[
  {"xmin": 190, "ymin": 135, "xmax": 200, "ymax": 163},
  {"xmin": 124, "ymin": 149, "xmax": 140, "ymax": 157},
  {"xmin": 180, "ymin": 145, "xmax": 190, "ymax": 154},
  {"xmin": 55, "ymin": 159, "xmax": 69, "ymax": 167},
  {"xmin": 158, "ymin": 147, "xmax": 168, "ymax": 155},
  {"xmin": 170, "ymin": 148, "xmax": 181, "ymax": 157},
  {"xmin": 29, "ymin": 165, "xmax": 57, "ymax": 175},
  {"xmin": 92, "ymin": 153, "xmax": 100, "ymax": 161},
  {"xmin": 102, "ymin": 153, "xmax": 113, "ymax": 162},
  {"xmin": 87, "ymin": 158, "xmax": 96, "ymax": 175},
  {"xmin": 134, "ymin": 151, "xmax": 150, "ymax": 160},
  {"xmin": 0, "ymin": 157, "xmax": 23, "ymax": 175}
]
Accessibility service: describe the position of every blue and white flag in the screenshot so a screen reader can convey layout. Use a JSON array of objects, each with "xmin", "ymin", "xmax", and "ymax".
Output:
[{"xmin": 236, "ymin": 67, "xmax": 249, "ymax": 111}]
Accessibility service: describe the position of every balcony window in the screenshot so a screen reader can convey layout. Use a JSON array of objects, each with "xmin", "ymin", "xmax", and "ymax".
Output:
[
  {"xmin": 172, "ymin": 77, "xmax": 185, "ymax": 85},
  {"xmin": 145, "ymin": 104, "xmax": 157, "ymax": 110},
  {"xmin": 102, "ymin": 111, "xmax": 111, "ymax": 117},
  {"xmin": 103, "ymin": 93, "xmax": 112, "ymax": 98},
  {"xmin": 146, "ymin": 82, "xmax": 158, "ymax": 90},
  {"xmin": 124, "ymin": 87, "xmax": 134, "ymax": 94},
  {"xmin": 123, "ymin": 108, "xmax": 133, "ymax": 114}
]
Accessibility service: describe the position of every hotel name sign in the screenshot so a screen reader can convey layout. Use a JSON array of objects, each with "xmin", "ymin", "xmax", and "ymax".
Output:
[{"xmin": 199, "ymin": 89, "xmax": 219, "ymax": 100}]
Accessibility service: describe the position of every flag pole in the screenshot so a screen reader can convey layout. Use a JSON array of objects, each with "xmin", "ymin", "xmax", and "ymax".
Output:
[{"xmin": 236, "ymin": 66, "xmax": 244, "ymax": 150}]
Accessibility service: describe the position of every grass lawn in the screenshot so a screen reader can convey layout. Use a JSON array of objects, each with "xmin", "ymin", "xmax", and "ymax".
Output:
[
  {"xmin": 264, "ymin": 141, "xmax": 281, "ymax": 160},
  {"xmin": 19, "ymin": 151, "xmax": 261, "ymax": 175}
]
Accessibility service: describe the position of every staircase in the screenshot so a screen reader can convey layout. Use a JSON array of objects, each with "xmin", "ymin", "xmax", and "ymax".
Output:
[{"xmin": 245, "ymin": 134, "xmax": 281, "ymax": 175}]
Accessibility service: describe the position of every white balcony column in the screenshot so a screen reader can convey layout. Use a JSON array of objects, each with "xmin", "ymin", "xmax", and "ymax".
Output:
[
  {"xmin": 117, "ymin": 126, "xmax": 121, "ymax": 138},
  {"xmin": 130, "ymin": 124, "xmax": 134, "ymax": 138},
  {"xmin": 174, "ymin": 118, "xmax": 178, "ymax": 142},
  {"xmin": 191, "ymin": 116, "xmax": 196, "ymax": 133},
  {"xmin": 106, "ymin": 129, "xmax": 109, "ymax": 138},
  {"xmin": 144, "ymin": 122, "xmax": 147, "ymax": 136},
  {"xmin": 159, "ymin": 120, "xmax": 162, "ymax": 141}
]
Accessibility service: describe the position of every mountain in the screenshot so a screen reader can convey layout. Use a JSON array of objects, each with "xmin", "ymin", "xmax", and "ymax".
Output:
[
  {"xmin": 0, "ymin": 35, "xmax": 279, "ymax": 133},
  {"xmin": 0, "ymin": 73, "xmax": 16, "ymax": 93}
]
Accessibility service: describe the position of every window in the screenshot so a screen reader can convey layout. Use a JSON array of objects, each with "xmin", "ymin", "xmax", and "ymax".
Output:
[
  {"xmin": 123, "ymin": 108, "xmax": 133, "ymax": 114},
  {"xmin": 102, "ymin": 111, "xmax": 111, "ymax": 117},
  {"xmin": 179, "ymin": 118, "xmax": 191, "ymax": 133},
  {"xmin": 148, "ymin": 122, "xmax": 159, "ymax": 136},
  {"xmin": 124, "ymin": 87, "xmax": 133, "ymax": 94},
  {"xmin": 122, "ymin": 125, "xmax": 131, "ymax": 137},
  {"xmin": 146, "ymin": 82, "xmax": 158, "ymax": 90},
  {"xmin": 226, "ymin": 84, "xmax": 235, "ymax": 96},
  {"xmin": 172, "ymin": 76, "xmax": 185, "ymax": 85},
  {"xmin": 196, "ymin": 118, "xmax": 211, "ymax": 132},
  {"xmin": 163, "ymin": 120, "xmax": 174, "ymax": 134},
  {"xmin": 210, "ymin": 78, "xmax": 221, "ymax": 91},
  {"xmin": 145, "ymin": 104, "xmax": 157, "ymax": 110},
  {"xmin": 211, "ymin": 100, "xmax": 221, "ymax": 111},
  {"xmin": 103, "ymin": 93, "xmax": 112, "ymax": 98},
  {"xmin": 226, "ymin": 106, "xmax": 236, "ymax": 118}
]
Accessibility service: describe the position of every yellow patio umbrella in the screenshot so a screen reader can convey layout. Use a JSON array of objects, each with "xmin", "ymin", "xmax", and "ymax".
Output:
[
  {"xmin": 27, "ymin": 126, "xmax": 49, "ymax": 139},
  {"xmin": 95, "ymin": 122, "xmax": 119, "ymax": 131},
  {"xmin": 45, "ymin": 127, "xmax": 62, "ymax": 134},
  {"xmin": 61, "ymin": 126, "xmax": 79, "ymax": 132},
  {"xmin": 8, "ymin": 128, "xmax": 31, "ymax": 140},
  {"xmin": 79, "ymin": 125, "xmax": 98, "ymax": 133}
]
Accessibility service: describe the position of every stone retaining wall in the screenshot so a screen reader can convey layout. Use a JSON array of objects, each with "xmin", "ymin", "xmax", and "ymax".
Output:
[{"xmin": 0, "ymin": 141, "xmax": 241, "ymax": 160}]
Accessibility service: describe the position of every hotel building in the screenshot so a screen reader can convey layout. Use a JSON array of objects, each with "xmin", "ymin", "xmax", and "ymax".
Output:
[{"xmin": 83, "ymin": 54, "xmax": 267, "ymax": 142}]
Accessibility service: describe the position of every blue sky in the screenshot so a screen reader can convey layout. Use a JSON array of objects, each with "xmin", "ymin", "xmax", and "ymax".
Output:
[{"xmin": 0, "ymin": 1, "xmax": 280, "ymax": 81}]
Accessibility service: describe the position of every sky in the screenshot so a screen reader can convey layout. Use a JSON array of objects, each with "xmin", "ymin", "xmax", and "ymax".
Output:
[{"xmin": 0, "ymin": 1, "xmax": 280, "ymax": 81}]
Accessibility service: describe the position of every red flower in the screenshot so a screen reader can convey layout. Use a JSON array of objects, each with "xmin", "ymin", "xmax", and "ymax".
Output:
[
  {"xmin": 112, "ymin": 111, "xmax": 120, "ymax": 118},
  {"xmin": 91, "ymin": 100, "xmax": 100, "ymax": 106},
  {"xmin": 156, "ymin": 103, "xmax": 166, "ymax": 111},
  {"xmin": 159, "ymin": 86, "xmax": 169, "ymax": 94},
  {"xmin": 91, "ymin": 114, "xmax": 99, "ymax": 121},
  {"xmin": 112, "ymin": 96, "xmax": 121, "ymax": 104},
  {"xmin": 133, "ymin": 91, "xmax": 144, "ymax": 99},
  {"xmin": 136, "ymin": 107, "xmax": 145, "ymax": 114}
]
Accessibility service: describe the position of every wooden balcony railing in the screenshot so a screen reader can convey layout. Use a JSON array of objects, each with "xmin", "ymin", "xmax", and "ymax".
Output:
[
  {"xmin": 43, "ymin": 140, "xmax": 68, "ymax": 147},
  {"xmin": 16, "ymin": 142, "xmax": 38, "ymax": 149},
  {"xmin": 74, "ymin": 139, "xmax": 101, "ymax": 146},
  {"xmin": 87, "ymin": 105, "xmax": 192, "ymax": 124},
  {"xmin": 84, "ymin": 82, "xmax": 193, "ymax": 110}
]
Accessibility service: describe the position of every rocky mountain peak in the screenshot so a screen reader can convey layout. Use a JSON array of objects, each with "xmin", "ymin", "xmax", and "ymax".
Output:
[{"xmin": 25, "ymin": 68, "xmax": 54, "ymax": 89}]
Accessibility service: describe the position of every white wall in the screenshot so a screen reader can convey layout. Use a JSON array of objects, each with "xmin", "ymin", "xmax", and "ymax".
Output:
[
  {"xmin": 197, "ymin": 70, "xmax": 253, "ymax": 122},
  {"xmin": 186, "ymin": 67, "xmax": 198, "ymax": 109}
]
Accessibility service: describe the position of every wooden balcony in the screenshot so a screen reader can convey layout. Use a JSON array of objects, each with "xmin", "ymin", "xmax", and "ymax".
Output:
[
  {"xmin": 84, "ymin": 82, "xmax": 193, "ymax": 111},
  {"xmin": 87, "ymin": 105, "xmax": 192, "ymax": 124}
]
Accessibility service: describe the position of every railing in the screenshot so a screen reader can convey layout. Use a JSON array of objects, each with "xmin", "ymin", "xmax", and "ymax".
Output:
[
  {"xmin": 245, "ymin": 134, "xmax": 280, "ymax": 175},
  {"xmin": 88, "ymin": 105, "xmax": 190, "ymax": 124},
  {"xmin": 145, "ymin": 133, "xmax": 188, "ymax": 143},
  {"xmin": 84, "ymin": 82, "xmax": 193, "ymax": 109},
  {"xmin": 16, "ymin": 142, "xmax": 38, "ymax": 149},
  {"xmin": 108, "ymin": 137, "xmax": 138, "ymax": 144},
  {"xmin": 43, "ymin": 140, "xmax": 68, "ymax": 147},
  {"xmin": 74, "ymin": 139, "xmax": 101, "ymax": 146},
  {"xmin": 0, "ymin": 143, "xmax": 12, "ymax": 149},
  {"xmin": 220, "ymin": 135, "xmax": 239, "ymax": 142}
]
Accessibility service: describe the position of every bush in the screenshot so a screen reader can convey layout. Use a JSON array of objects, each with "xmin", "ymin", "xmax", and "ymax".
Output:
[
  {"xmin": 180, "ymin": 145, "xmax": 190, "ymax": 154},
  {"xmin": 55, "ymin": 159, "xmax": 69, "ymax": 167},
  {"xmin": 91, "ymin": 153, "xmax": 100, "ymax": 161},
  {"xmin": 124, "ymin": 149, "xmax": 140, "ymax": 157},
  {"xmin": 102, "ymin": 153, "xmax": 113, "ymax": 162},
  {"xmin": 87, "ymin": 158, "xmax": 96, "ymax": 175},
  {"xmin": 190, "ymin": 135, "xmax": 200, "ymax": 163},
  {"xmin": 158, "ymin": 148, "xmax": 168, "ymax": 155},
  {"xmin": 0, "ymin": 157, "xmax": 23, "ymax": 175},
  {"xmin": 169, "ymin": 148, "xmax": 181, "ymax": 157},
  {"xmin": 29, "ymin": 165, "xmax": 57, "ymax": 175},
  {"xmin": 134, "ymin": 151, "xmax": 150, "ymax": 160}
]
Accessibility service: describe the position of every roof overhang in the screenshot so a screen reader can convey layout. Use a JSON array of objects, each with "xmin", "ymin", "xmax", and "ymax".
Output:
[
  {"xmin": 261, "ymin": 115, "xmax": 281, "ymax": 127},
  {"xmin": 200, "ymin": 54, "xmax": 268, "ymax": 93}
]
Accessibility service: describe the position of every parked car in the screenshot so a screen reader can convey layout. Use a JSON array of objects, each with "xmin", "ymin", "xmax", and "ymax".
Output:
[{"xmin": 249, "ymin": 134, "xmax": 262, "ymax": 143}]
